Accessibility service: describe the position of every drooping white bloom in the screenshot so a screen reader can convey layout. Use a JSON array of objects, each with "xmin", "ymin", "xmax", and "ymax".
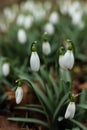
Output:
[
  {"xmin": 30, "ymin": 52, "xmax": 40, "ymax": 71},
  {"xmin": 49, "ymin": 12, "xmax": 59, "ymax": 24},
  {"xmin": 63, "ymin": 50, "xmax": 74, "ymax": 70},
  {"xmin": 23, "ymin": 15, "xmax": 33, "ymax": 29},
  {"xmin": 15, "ymin": 87, "xmax": 23, "ymax": 104},
  {"xmin": 42, "ymin": 41, "xmax": 51, "ymax": 55},
  {"xmin": 65, "ymin": 102, "xmax": 76, "ymax": 119},
  {"xmin": 16, "ymin": 14, "xmax": 25, "ymax": 26},
  {"xmin": 44, "ymin": 23, "xmax": 54, "ymax": 35},
  {"xmin": 17, "ymin": 29, "xmax": 27, "ymax": 44},
  {"xmin": 2, "ymin": 63, "xmax": 10, "ymax": 76}
]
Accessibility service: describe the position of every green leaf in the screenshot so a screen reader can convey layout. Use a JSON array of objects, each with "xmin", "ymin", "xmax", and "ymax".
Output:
[
  {"xmin": 0, "ymin": 93, "xmax": 7, "ymax": 104},
  {"xmin": 33, "ymin": 73, "xmax": 44, "ymax": 87},
  {"xmin": 15, "ymin": 106, "xmax": 45, "ymax": 115},
  {"xmin": 8, "ymin": 117, "xmax": 49, "ymax": 128},
  {"xmin": 77, "ymin": 104, "xmax": 87, "ymax": 109},
  {"xmin": 17, "ymin": 77, "xmax": 53, "ymax": 114},
  {"xmin": 49, "ymin": 74, "xmax": 58, "ymax": 98},
  {"xmin": 70, "ymin": 119, "xmax": 87, "ymax": 130},
  {"xmin": 46, "ymin": 84, "xmax": 54, "ymax": 106},
  {"xmin": 26, "ymin": 104, "xmax": 43, "ymax": 108}
]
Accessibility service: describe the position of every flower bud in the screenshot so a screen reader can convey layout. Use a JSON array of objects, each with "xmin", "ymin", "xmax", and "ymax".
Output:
[
  {"xmin": 2, "ymin": 63, "xmax": 10, "ymax": 76},
  {"xmin": 65, "ymin": 102, "xmax": 76, "ymax": 119},
  {"xmin": 15, "ymin": 87, "xmax": 23, "ymax": 104}
]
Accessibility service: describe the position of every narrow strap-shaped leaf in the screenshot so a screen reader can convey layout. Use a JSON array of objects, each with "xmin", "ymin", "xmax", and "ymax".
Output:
[
  {"xmin": 26, "ymin": 104, "xmax": 42, "ymax": 108},
  {"xmin": 53, "ymin": 92, "xmax": 69, "ymax": 121},
  {"xmin": 49, "ymin": 74, "xmax": 58, "ymax": 98},
  {"xmin": 17, "ymin": 77, "xmax": 53, "ymax": 114},
  {"xmin": 33, "ymin": 73, "xmax": 44, "ymax": 87},
  {"xmin": 8, "ymin": 117, "xmax": 49, "ymax": 128},
  {"xmin": 15, "ymin": 106, "xmax": 45, "ymax": 115},
  {"xmin": 46, "ymin": 84, "xmax": 54, "ymax": 107},
  {"xmin": 70, "ymin": 119, "xmax": 87, "ymax": 130},
  {"xmin": 77, "ymin": 104, "xmax": 87, "ymax": 109}
]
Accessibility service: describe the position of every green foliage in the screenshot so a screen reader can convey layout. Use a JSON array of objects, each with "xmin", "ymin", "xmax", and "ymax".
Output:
[{"xmin": 0, "ymin": 0, "xmax": 87, "ymax": 130}]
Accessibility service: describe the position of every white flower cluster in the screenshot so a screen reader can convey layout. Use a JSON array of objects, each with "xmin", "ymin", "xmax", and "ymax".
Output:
[{"xmin": 59, "ymin": 0, "xmax": 85, "ymax": 29}]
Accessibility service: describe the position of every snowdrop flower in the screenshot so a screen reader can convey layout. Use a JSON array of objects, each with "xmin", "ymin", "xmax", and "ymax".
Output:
[
  {"xmin": 44, "ymin": 23, "xmax": 54, "ymax": 35},
  {"xmin": 71, "ymin": 11, "xmax": 83, "ymax": 26},
  {"xmin": 68, "ymin": 1, "xmax": 81, "ymax": 17},
  {"xmin": 23, "ymin": 15, "xmax": 33, "ymax": 29},
  {"xmin": 16, "ymin": 14, "xmax": 25, "ymax": 26},
  {"xmin": 59, "ymin": 43, "xmax": 74, "ymax": 70},
  {"xmin": 2, "ymin": 63, "xmax": 10, "ymax": 76},
  {"xmin": 63, "ymin": 49, "xmax": 74, "ymax": 70},
  {"xmin": 49, "ymin": 11, "xmax": 59, "ymax": 24},
  {"xmin": 17, "ymin": 29, "xmax": 27, "ymax": 44},
  {"xmin": 20, "ymin": 1, "xmax": 35, "ymax": 12},
  {"xmin": 65, "ymin": 101, "xmax": 76, "ymax": 119},
  {"xmin": 42, "ymin": 41, "xmax": 51, "ymax": 55},
  {"xmin": 15, "ymin": 87, "xmax": 23, "ymax": 104},
  {"xmin": 30, "ymin": 42, "xmax": 40, "ymax": 71},
  {"xmin": 42, "ymin": 32, "xmax": 51, "ymax": 55}
]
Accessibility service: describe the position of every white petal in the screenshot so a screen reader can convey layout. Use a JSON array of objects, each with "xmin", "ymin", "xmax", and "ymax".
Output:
[
  {"xmin": 49, "ymin": 12, "xmax": 59, "ymax": 24},
  {"xmin": 23, "ymin": 15, "xmax": 33, "ymax": 29},
  {"xmin": 15, "ymin": 87, "xmax": 23, "ymax": 104},
  {"xmin": 42, "ymin": 42, "xmax": 51, "ymax": 55},
  {"xmin": 17, "ymin": 29, "xmax": 27, "ymax": 44},
  {"xmin": 16, "ymin": 14, "xmax": 25, "ymax": 26},
  {"xmin": 59, "ymin": 55, "xmax": 66, "ymax": 69},
  {"xmin": 65, "ymin": 102, "xmax": 75, "ymax": 119},
  {"xmin": 63, "ymin": 50, "xmax": 74, "ymax": 69},
  {"xmin": 30, "ymin": 52, "xmax": 40, "ymax": 71},
  {"xmin": 2, "ymin": 63, "xmax": 10, "ymax": 76},
  {"xmin": 44, "ymin": 23, "xmax": 54, "ymax": 35},
  {"xmin": 69, "ymin": 102, "xmax": 76, "ymax": 118}
]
